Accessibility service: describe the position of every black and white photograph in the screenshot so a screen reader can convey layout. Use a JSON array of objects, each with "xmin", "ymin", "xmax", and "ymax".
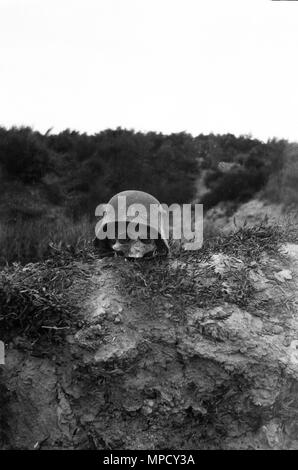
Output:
[{"xmin": 1, "ymin": 0, "xmax": 298, "ymax": 456}]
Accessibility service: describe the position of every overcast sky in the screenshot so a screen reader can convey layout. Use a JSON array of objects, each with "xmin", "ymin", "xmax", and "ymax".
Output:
[{"xmin": 0, "ymin": 0, "xmax": 297, "ymax": 141}]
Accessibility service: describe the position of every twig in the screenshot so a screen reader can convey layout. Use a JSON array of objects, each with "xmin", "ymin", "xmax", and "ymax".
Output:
[{"xmin": 41, "ymin": 326, "xmax": 70, "ymax": 330}]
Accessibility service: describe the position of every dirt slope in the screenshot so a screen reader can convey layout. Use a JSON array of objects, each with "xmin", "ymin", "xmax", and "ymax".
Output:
[
  {"xmin": 1, "ymin": 233, "xmax": 298, "ymax": 450},
  {"xmin": 205, "ymin": 199, "xmax": 287, "ymax": 234}
]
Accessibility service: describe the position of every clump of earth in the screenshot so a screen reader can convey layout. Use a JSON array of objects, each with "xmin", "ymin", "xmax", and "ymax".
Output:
[{"xmin": 1, "ymin": 203, "xmax": 298, "ymax": 449}]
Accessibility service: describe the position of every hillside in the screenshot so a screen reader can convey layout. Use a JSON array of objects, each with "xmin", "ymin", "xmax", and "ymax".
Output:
[
  {"xmin": 0, "ymin": 127, "xmax": 292, "ymax": 265},
  {"xmin": 1, "ymin": 128, "xmax": 298, "ymax": 449},
  {"xmin": 1, "ymin": 216, "xmax": 298, "ymax": 449}
]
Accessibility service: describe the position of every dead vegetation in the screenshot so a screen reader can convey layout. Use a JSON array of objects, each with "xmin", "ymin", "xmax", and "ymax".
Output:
[
  {"xmin": 1, "ymin": 220, "xmax": 293, "ymax": 349},
  {"xmin": 0, "ymin": 246, "xmax": 96, "ymax": 346},
  {"xmin": 0, "ymin": 216, "xmax": 94, "ymax": 266},
  {"xmin": 1, "ymin": 217, "xmax": 298, "ymax": 450},
  {"xmin": 115, "ymin": 220, "xmax": 292, "ymax": 321}
]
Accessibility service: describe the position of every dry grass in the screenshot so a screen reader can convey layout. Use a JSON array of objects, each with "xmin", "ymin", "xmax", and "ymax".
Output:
[
  {"xmin": 115, "ymin": 220, "xmax": 291, "ymax": 321},
  {"xmin": 0, "ymin": 218, "xmax": 296, "ymax": 346},
  {"xmin": 0, "ymin": 251, "xmax": 97, "ymax": 347},
  {"xmin": 0, "ymin": 216, "xmax": 95, "ymax": 265}
]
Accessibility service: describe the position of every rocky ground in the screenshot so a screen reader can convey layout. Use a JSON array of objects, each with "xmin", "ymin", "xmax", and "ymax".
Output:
[{"xmin": 1, "ymin": 203, "xmax": 298, "ymax": 449}]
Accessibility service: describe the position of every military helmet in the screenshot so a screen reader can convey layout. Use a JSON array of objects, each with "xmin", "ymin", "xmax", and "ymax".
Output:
[{"xmin": 94, "ymin": 190, "xmax": 169, "ymax": 255}]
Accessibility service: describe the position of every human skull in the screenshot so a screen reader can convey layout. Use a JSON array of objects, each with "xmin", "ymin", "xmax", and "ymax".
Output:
[{"xmin": 109, "ymin": 237, "xmax": 157, "ymax": 258}]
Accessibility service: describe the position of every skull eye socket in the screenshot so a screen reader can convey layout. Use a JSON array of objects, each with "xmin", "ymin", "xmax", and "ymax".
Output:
[
  {"xmin": 139, "ymin": 238, "xmax": 154, "ymax": 245},
  {"xmin": 108, "ymin": 238, "xmax": 130, "ymax": 246},
  {"xmin": 108, "ymin": 223, "xmax": 158, "ymax": 252},
  {"xmin": 111, "ymin": 237, "xmax": 153, "ymax": 245}
]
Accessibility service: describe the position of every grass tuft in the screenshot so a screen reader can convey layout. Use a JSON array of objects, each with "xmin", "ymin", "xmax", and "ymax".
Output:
[
  {"xmin": 0, "ymin": 254, "xmax": 96, "ymax": 348},
  {"xmin": 0, "ymin": 220, "xmax": 296, "ymax": 344},
  {"xmin": 0, "ymin": 216, "xmax": 95, "ymax": 265},
  {"xmin": 115, "ymin": 220, "xmax": 295, "ymax": 320}
]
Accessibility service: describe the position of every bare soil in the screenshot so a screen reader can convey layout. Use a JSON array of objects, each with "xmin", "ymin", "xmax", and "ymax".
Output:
[{"xmin": 1, "ymin": 236, "xmax": 298, "ymax": 449}]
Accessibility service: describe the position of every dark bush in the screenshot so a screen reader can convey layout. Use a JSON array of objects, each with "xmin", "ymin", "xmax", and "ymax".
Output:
[
  {"xmin": 0, "ymin": 127, "xmax": 50, "ymax": 183},
  {"xmin": 201, "ymin": 168, "xmax": 267, "ymax": 210}
]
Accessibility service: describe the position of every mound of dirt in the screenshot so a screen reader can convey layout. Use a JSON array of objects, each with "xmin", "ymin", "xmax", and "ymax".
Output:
[
  {"xmin": 204, "ymin": 199, "xmax": 291, "ymax": 235},
  {"xmin": 1, "ymin": 229, "xmax": 298, "ymax": 449}
]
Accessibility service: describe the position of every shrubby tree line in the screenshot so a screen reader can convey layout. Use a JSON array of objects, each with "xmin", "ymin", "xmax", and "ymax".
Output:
[
  {"xmin": 196, "ymin": 133, "xmax": 287, "ymax": 209},
  {"xmin": 0, "ymin": 126, "xmax": 291, "ymax": 219},
  {"xmin": 0, "ymin": 127, "xmax": 198, "ymax": 219}
]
